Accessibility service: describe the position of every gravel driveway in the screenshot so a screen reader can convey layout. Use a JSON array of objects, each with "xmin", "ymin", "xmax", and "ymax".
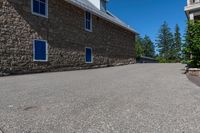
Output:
[{"xmin": 0, "ymin": 63, "xmax": 200, "ymax": 133}]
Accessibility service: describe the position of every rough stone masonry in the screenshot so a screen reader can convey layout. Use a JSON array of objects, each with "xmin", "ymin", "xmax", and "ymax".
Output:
[{"xmin": 0, "ymin": 0, "xmax": 136, "ymax": 75}]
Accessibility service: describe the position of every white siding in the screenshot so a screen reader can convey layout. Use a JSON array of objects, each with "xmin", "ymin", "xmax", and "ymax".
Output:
[{"xmin": 87, "ymin": 0, "xmax": 100, "ymax": 9}]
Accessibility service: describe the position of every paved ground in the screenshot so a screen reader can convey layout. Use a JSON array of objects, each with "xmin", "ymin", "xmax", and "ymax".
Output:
[{"xmin": 0, "ymin": 63, "xmax": 200, "ymax": 133}]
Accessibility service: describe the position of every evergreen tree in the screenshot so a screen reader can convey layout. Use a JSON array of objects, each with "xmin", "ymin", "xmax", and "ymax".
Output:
[
  {"xmin": 156, "ymin": 21, "xmax": 174, "ymax": 60},
  {"xmin": 184, "ymin": 21, "xmax": 200, "ymax": 68},
  {"xmin": 174, "ymin": 24, "xmax": 182, "ymax": 60},
  {"xmin": 182, "ymin": 27, "xmax": 190, "ymax": 61},
  {"xmin": 143, "ymin": 35, "xmax": 155, "ymax": 57},
  {"xmin": 135, "ymin": 35, "xmax": 155, "ymax": 58},
  {"xmin": 135, "ymin": 35, "xmax": 144, "ymax": 58}
]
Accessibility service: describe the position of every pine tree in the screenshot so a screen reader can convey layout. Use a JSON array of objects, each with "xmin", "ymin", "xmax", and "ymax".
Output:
[
  {"xmin": 156, "ymin": 21, "xmax": 174, "ymax": 60},
  {"xmin": 143, "ymin": 35, "xmax": 155, "ymax": 57},
  {"xmin": 184, "ymin": 21, "xmax": 200, "ymax": 68},
  {"xmin": 135, "ymin": 35, "xmax": 144, "ymax": 58},
  {"xmin": 174, "ymin": 24, "xmax": 182, "ymax": 61},
  {"xmin": 135, "ymin": 35, "xmax": 155, "ymax": 58}
]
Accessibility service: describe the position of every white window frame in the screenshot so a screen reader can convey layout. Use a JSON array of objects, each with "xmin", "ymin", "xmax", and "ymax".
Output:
[
  {"xmin": 85, "ymin": 47, "xmax": 93, "ymax": 63},
  {"xmin": 33, "ymin": 39, "xmax": 48, "ymax": 62},
  {"xmin": 84, "ymin": 11, "xmax": 93, "ymax": 32},
  {"xmin": 31, "ymin": 0, "xmax": 48, "ymax": 18}
]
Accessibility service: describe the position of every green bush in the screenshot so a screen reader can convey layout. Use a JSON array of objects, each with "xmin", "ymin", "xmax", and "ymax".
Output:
[
  {"xmin": 156, "ymin": 57, "xmax": 167, "ymax": 63},
  {"xmin": 181, "ymin": 60, "xmax": 190, "ymax": 64},
  {"xmin": 184, "ymin": 20, "xmax": 200, "ymax": 68},
  {"xmin": 156, "ymin": 56, "xmax": 180, "ymax": 63}
]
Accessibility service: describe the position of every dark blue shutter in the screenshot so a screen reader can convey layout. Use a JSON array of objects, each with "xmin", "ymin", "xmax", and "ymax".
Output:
[
  {"xmin": 86, "ymin": 48, "xmax": 92, "ymax": 63},
  {"xmin": 86, "ymin": 21, "xmax": 90, "ymax": 30},
  {"xmin": 33, "ymin": 0, "xmax": 40, "ymax": 13},
  {"xmin": 40, "ymin": 2, "xmax": 46, "ymax": 16},
  {"xmin": 34, "ymin": 40, "xmax": 47, "ymax": 61},
  {"xmin": 85, "ymin": 12, "xmax": 91, "ymax": 30},
  {"xmin": 40, "ymin": 0, "xmax": 46, "ymax": 3}
]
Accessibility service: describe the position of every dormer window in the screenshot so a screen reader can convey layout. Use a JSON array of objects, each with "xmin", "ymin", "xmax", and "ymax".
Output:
[
  {"xmin": 85, "ymin": 11, "xmax": 92, "ymax": 32},
  {"xmin": 190, "ymin": 0, "xmax": 200, "ymax": 4},
  {"xmin": 31, "ymin": 0, "xmax": 48, "ymax": 18},
  {"xmin": 100, "ymin": 0, "xmax": 107, "ymax": 12},
  {"xmin": 87, "ymin": 0, "xmax": 108, "ymax": 12}
]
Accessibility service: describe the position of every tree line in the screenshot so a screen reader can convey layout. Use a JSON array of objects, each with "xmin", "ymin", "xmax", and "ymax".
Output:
[{"xmin": 136, "ymin": 21, "xmax": 182, "ymax": 63}]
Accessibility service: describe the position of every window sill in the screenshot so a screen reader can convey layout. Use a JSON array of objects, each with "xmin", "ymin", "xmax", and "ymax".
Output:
[{"xmin": 32, "ymin": 12, "xmax": 48, "ymax": 18}]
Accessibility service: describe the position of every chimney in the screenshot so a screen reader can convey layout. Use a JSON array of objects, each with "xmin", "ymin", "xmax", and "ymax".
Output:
[{"xmin": 88, "ymin": 0, "xmax": 109, "ymax": 12}]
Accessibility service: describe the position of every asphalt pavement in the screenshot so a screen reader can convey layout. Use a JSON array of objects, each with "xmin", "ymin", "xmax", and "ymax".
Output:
[{"xmin": 0, "ymin": 63, "xmax": 200, "ymax": 133}]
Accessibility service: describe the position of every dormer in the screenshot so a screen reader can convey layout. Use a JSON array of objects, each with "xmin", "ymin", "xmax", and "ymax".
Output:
[
  {"xmin": 88, "ymin": 0, "xmax": 109, "ymax": 12},
  {"xmin": 187, "ymin": 0, "xmax": 200, "ymax": 5},
  {"xmin": 185, "ymin": 0, "xmax": 200, "ymax": 20},
  {"xmin": 100, "ymin": 0, "xmax": 108, "ymax": 12}
]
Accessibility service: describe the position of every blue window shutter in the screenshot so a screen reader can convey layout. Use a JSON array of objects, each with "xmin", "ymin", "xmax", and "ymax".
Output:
[
  {"xmin": 34, "ymin": 40, "xmax": 47, "ymax": 61},
  {"xmin": 85, "ymin": 11, "xmax": 92, "ymax": 31},
  {"xmin": 86, "ymin": 48, "xmax": 92, "ymax": 63},
  {"xmin": 86, "ymin": 12, "xmax": 90, "ymax": 20},
  {"xmin": 86, "ymin": 21, "xmax": 90, "ymax": 30},
  {"xmin": 40, "ymin": 0, "xmax": 46, "ymax": 3},
  {"xmin": 40, "ymin": 2, "xmax": 46, "ymax": 16},
  {"xmin": 33, "ymin": 0, "xmax": 40, "ymax": 13}
]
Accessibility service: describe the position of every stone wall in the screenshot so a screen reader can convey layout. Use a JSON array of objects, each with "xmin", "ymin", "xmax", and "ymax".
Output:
[
  {"xmin": 187, "ymin": 68, "xmax": 200, "ymax": 77},
  {"xmin": 0, "ymin": 0, "xmax": 136, "ymax": 75}
]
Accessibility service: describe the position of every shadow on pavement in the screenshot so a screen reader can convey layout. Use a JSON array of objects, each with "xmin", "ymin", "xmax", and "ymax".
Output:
[{"xmin": 187, "ymin": 74, "xmax": 200, "ymax": 87}]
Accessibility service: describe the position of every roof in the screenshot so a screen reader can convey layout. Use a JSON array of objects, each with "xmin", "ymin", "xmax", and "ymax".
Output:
[
  {"xmin": 65, "ymin": 0, "xmax": 138, "ymax": 34},
  {"xmin": 140, "ymin": 56, "xmax": 157, "ymax": 61}
]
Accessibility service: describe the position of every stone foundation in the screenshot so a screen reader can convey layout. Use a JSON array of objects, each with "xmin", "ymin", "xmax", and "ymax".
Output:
[{"xmin": 187, "ymin": 68, "xmax": 200, "ymax": 77}]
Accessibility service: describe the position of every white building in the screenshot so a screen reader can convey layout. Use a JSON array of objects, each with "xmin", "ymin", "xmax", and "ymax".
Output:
[{"xmin": 185, "ymin": 0, "xmax": 200, "ymax": 20}]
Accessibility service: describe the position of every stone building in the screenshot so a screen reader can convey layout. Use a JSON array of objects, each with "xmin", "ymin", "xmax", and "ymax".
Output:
[
  {"xmin": 185, "ymin": 0, "xmax": 200, "ymax": 20},
  {"xmin": 0, "ymin": 0, "xmax": 137, "ymax": 75}
]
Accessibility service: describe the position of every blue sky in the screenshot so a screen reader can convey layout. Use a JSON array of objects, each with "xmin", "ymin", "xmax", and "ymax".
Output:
[{"xmin": 108, "ymin": 0, "xmax": 187, "ymax": 43}]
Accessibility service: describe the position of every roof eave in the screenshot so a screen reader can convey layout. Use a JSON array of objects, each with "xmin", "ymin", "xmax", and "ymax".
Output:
[{"xmin": 65, "ymin": 0, "xmax": 138, "ymax": 34}]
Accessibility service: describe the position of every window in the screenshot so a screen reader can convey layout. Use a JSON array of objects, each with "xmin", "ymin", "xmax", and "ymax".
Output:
[
  {"xmin": 31, "ymin": 0, "xmax": 48, "ymax": 18},
  {"xmin": 100, "ymin": 0, "xmax": 107, "ymax": 12},
  {"xmin": 85, "ymin": 47, "xmax": 93, "ymax": 63},
  {"xmin": 193, "ymin": 0, "xmax": 200, "ymax": 4},
  {"xmin": 85, "ymin": 11, "xmax": 92, "ymax": 31},
  {"xmin": 33, "ymin": 40, "xmax": 48, "ymax": 62}
]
